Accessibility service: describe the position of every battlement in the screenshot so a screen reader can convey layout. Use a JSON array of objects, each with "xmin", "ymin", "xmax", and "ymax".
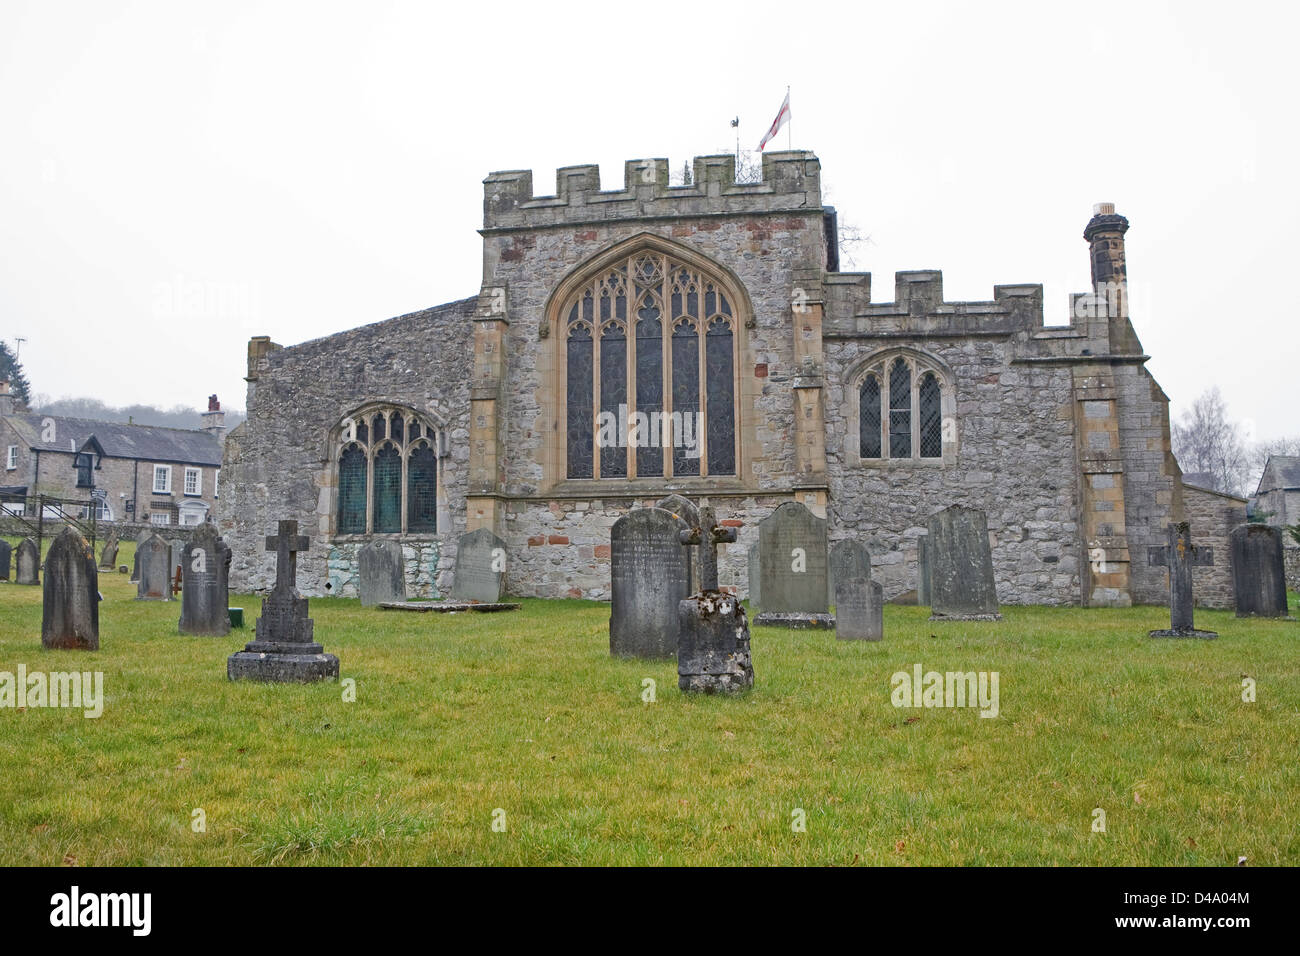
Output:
[
  {"xmin": 482, "ymin": 151, "xmax": 822, "ymax": 231},
  {"xmin": 822, "ymin": 270, "xmax": 1046, "ymax": 338}
]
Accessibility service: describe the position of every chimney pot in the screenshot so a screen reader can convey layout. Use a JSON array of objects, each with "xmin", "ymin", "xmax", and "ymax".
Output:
[{"xmin": 1094, "ymin": 202, "xmax": 1116, "ymax": 216}]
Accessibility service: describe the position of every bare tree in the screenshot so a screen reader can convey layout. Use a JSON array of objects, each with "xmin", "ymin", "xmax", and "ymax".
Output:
[{"xmin": 1171, "ymin": 386, "xmax": 1251, "ymax": 496}]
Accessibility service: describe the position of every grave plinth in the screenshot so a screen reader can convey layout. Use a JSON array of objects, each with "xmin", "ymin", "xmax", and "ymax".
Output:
[{"xmin": 677, "ymin": 504, "xmax": 753, "ymax": 694}]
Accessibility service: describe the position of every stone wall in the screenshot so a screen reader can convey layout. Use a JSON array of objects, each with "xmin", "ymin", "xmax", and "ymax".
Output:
[
  {"xmin": 1181, "ymin": 482, "xmax": 1248, "ymax": 609},
  {"xmin": 1284, "ymin": 544, "xmax": 1300, "ymax": 593}
]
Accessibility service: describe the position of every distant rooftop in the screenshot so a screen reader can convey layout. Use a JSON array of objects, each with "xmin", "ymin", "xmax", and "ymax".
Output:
[{"xmin": 4, "ymin": 413, "xmax": 222, "ymax": 466}]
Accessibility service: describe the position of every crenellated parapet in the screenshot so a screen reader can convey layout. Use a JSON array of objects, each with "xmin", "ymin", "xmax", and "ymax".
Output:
[{"xmin": 482, "ymin": 151, "xmax": 822, "ymax": 231}]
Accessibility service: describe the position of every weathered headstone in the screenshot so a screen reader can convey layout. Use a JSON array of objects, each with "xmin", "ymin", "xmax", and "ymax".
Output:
[
  {"xmin": 0, "ymin": 538, "xmax": 11, "ymax": 580},
  {"xmin": 753, "ymin": 501, "xmax": 832, "ymax": 628},
  {"xmin": 358, "ymin": 539, "xmax": 406, "ymax": 607},
  {"xmin": 169, "ymin": 539, "xmax": 185, "ymax": 580},
  {"xmin": 657, "ymin": 494, "xmax": 700, "ymax": 593},
  {"xmin": 41, "ymin": 527, "xmax": 99, "ymax": 650},
  {"xmin": 1148, "ymin": 522, "xmax": 1217, "ymax": 638},
  {"xmin": 15, "ymin": 537, "xmax": 39, "ymax": 585},
  {"xmin": 927, "ymin": 505, "xmax": 1001, "ymax": 621},
  {"xmin": 228, "ymin": 520, "xmax": 339, "ymax": 682},
  {"xmin": 677, "ymin": 504, "xmax": 753, "ymax": 693},
  {"xmin": 747, "ymin": 543, "xmax": 761, "ymax": 611},
  {"xmin": 609, "ymin": 507, "xmax": 692, "ymax": 657},
  {"xmin": 135, "ymin": 533, "xmax": 172, "ymax": 601},
  {"xmin": 179, "ymin": 523, "xmax": 232, "ymax": 635},
  {"xmin": 1230, "ymin": 524, "xmax": 1291, "ymax": 619},
  {"xmin": 131, "ymin": 530, "xmax": 150, "ymax": 582},
  {"xmin": 451, "ymin": 528, "xmax": 507, "ymax": 604},
  {"xmin": 99, "ymin": 533, "xmax": 119, "ymax": 571},
  {"xmin": 917, "ymin": 532, "xmax": 931, "ymax": 606},
  {"xmin": 832, "ymin": 539, "xmax": 883, "ymax": 641}
]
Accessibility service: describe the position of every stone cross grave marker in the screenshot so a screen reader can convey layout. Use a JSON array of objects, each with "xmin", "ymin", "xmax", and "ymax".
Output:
[
  {"xmin": 358, "ymin": 539, "xmax": 406, "ymax": 607},
  {"xmin": 657, "ymin": 494, "xmax": 700, "ymax": 594},
  {"xmin": 135, "ymin": 533, "xmax": 172, "ymax": 601},
  {"xmin": 1148, "ymin": 522, "xmax": 1217, "ymax": 638},
  {"xmin": 753, "ymin": 500, "xmax": 833, "ymax": 629},
  {"xmin": 0, "ymin": 538, "xmax": 11, "ymax": 580},
  {"xmin": 609, "ymin": 507, "xmax": 692, "ymax": 658},
  {"xmin": 451, "ymin": 528, "xmax": 507, "ymax": 604},
  {"xmin": 832, "ymin": 539, "xmax": 883, "ymax": 641},
  {"xmin": 676, "ymin": 504, "xmax": 753, "ymax": 693},
  {"xmin": 228, "ymin": 519, "xmax": 339, "ymax": 682},
  {"xmin": 15, "ymin": 537, "xmax": 39, "ymax": 585},
  {"xmin": 179, "ymin": 523, "xmax": 232, "ymax": 635},
  {"xmin": 42, "ymin": 527, "xmax": 99, "ymax": 650},
  {"xmin": 927, "ymin": 505, "xmax": 1001, "ymax": 621}
]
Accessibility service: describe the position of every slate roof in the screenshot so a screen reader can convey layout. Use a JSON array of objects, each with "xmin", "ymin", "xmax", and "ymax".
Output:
[
  {"xmin": 1258, "ymin": 455, "xmax": 1300, "ymax": 494},
  {"xmin": 4, "ymin": 414, "xmax": 222, "ymax": 466}
]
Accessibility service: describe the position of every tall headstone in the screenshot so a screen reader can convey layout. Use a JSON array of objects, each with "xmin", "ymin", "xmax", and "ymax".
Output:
[
  {"xmin": 228, "ymin": 520, "xmax": 339, "ymax": 682},
  {"xmin": 747, "ymin": 544, "xmax": 761, "ymax": 611},
  {"xmin": 677, "ymin": 504, "xmax": 753, "ymax": 693},
  {"xmin": 99, "ymin": 533, "xmax": 119, "ymax": 571},
  {"xmin": 832, "ymin": 539, "xmax": 883, "ymax": 641},
  {"xmin": 609, "ymin": 507, "xmax": 692, "ymax": 658},
  {"xmin": 753, "ymin": 501, "xmax": 832, "ymax": 628},
  {"xmin": 657, "ymin": 494, "xmax": 700, "ymax": 594},
  {"xmin": 1230, "ymin": 524, "xmax": 1291, "ymax": 618},
  {"xmin": 358, "ymin": 539, "xmax": 406, "ymax": 607},
  {"xmin": 131, "ymin": 530, "xmax": 150, "ymax": 582},
  {"xmin": 1148, "ymin": 522, "xmax": 1217, "ymax": 638},
  {"xmin": 41, "ymin": 527, "xmax": 99, "ymax": 650},
  {"xmin": 917, "ymin": 532, "xmax": 931, "ymax": 606},
  {"xmin": 0, "ymin": 538, "xmax": 11, "ymax": 580},
  {"xmin": 926, "ymin": 505, "xmax": 1001, "ymax": 621},
  {"xmin": 15, "ymin": 537, "xmax": 39, "ymax": 585},
  {"xmin": 179, "ymin": 523, "xmax": 232, "ymax": 635},
  {"xmin": 451, "ymin": 529, "xmax": 507, "ymax": 603},
  {"xmin": 135, "ymin": 533, "xmax": 172, "ymax": 601}
]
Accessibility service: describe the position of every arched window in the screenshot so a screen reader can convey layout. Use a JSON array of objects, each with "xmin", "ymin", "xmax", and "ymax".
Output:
[
  {"xmin": 334, "ymin": 405, "xmax": 442, "ymax": 535},
  {"xmin": 857, "ymin": 352, "xmax": 951, "ymax": 461},
  {"xmin": 561, "ymin": 251, "xmax": 740, "ymax": 479}
]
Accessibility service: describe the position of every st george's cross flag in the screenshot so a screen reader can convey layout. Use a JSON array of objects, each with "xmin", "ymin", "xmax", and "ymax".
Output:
[{"xmin": 758, "ymin": 90, "xmax": 790, "ymax": 151}]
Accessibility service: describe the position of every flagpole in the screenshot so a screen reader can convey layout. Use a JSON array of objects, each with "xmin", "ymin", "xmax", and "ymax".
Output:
[{"xmin": 787, "ymin": 85, "xmax": 791, "ymax": 150}]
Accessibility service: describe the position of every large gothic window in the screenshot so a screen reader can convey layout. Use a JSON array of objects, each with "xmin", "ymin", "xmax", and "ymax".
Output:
[
  {"xmin": 858, "ymin": 352, "xmax": 949, "ymax": 461},
  {"xmin": 335, "ymin": 405, "xmax": 441, "ymax": 535},
  {"xmin": 562, "ymin": 251, "xmax": 739, "ymax": 480}
]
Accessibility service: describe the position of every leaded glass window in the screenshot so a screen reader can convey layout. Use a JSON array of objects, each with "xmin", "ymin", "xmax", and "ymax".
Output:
[
  {"xmin": 919, "ymin": 372, "xmax": 942, "ymax": 458},
  {"xmin": 334, "ymin": 405, "xmax": 442, "ymax": 535},
  {"xmin": 857, "ymin": 353, "xmax": 950, "ymax": 462},
  {"xmin": 372, "ymin": 444, "xmax": 402, "ymax": 533},
  {"xmin": 338, "ymin": 446, "xmax": 367, "ymax": 533},
  {"xmin": 888, "ymin": 358, "xmax": 912, "ymax": 459},
  {"xmin": 859, "ymin": 375, "xmax": 882, "ymax": 459},
  {"xmin": 407, "ymin": 443, "xmax": 437, "ymax": 532},
  {"xmin": 562, "ymin": 251, "xmax": 740, "ymax": 479}
]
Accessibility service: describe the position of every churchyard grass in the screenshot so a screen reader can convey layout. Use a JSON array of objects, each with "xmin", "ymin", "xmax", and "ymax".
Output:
[{"xmin": 1, "ymin": 548, "xmax": 1298, "ymax": 865}]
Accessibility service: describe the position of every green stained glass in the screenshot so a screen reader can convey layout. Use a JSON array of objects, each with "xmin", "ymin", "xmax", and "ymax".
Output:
[
  {"xmin": 372, "ymin": 444, "xmax": 401, "ymax": 533},
  {"xmin": 337, "ymin": 446, "xmax": 366, "ymax": 533}
]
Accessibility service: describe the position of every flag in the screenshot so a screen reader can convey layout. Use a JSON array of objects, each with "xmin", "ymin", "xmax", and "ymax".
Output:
[{"xmin": 758, "ymin": 91, "xmax": 790, "ymax": 151}]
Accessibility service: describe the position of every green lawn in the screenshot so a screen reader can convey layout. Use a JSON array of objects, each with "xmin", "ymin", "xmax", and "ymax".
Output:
[{"xmin": 1, "ymin": 537, "xmax": 1298, "ymax": 866}]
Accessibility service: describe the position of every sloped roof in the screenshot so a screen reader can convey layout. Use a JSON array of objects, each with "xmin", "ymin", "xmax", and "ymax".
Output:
[
  {"xmin": 1257, "ymin": 455, "xmax": 1300, "ymax": 495},
  {"xmin": 4, "ymin": 414, "xmax": 222, "ymax": 466}
]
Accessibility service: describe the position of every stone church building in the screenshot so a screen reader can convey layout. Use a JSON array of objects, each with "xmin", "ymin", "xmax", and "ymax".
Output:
[{"xmin": 220, "ymin": 150, "xmax": 1217, "ymax": 607}]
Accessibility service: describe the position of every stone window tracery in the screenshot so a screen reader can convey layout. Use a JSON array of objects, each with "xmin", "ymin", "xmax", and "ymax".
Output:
[
  {"xmin": 856, "ymin": 352, "xmax": 950, "ymax": 462},
  {"xmin": 334, "ymin": 404, "xmax": 442, "ymax": 535}
]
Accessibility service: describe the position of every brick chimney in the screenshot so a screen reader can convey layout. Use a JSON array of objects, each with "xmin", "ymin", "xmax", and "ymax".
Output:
[
  {"xmin": 201, "ymin": 394, "xmax": 226, "ymax": 442},
  {"xmin": 1083, "ymin": 203, "xmax": 1143, "ymax": 354},
  {"xmin": 0, "ymin": 380, "xmax": 13, "ymax": 417}
]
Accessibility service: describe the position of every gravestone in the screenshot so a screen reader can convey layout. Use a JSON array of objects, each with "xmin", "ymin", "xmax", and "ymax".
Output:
[
  {"xmin": 135, "ymin": 533, "xmax": 172, "ymax": 601},
  {"xmin": 753, "ymin": 501, "xmax": 832, "ymax": 628},
  {"xmin": 131, "ymin": 530, "xmax": 150, "ymax": 582},
  {"xmin": 677, "ymin": 504, "xmax": 753, "ymax": 693},
  {"xmin": 832, "ymin": 539, "xmax": 883, "ymax": 641},
  {"xmin": 926, "ymin": 505, "xmax": 1001, "ymax": 621},
  {"xmin": 917, "ymin": 532, "xmax": 931, "ymax": 606},
  {"xmin": 0, "ymin": 538, "xmax": 11, "ymax": 580},
  {"xmin": 1230, "ymin": 524, "xmax": 1290, "ymax": 619},
  {"xmin": 358, "ymin": 539, "xmax": 406, "ymax": 607},
  {"xmin": 99, "ymin": 533, "xmax": 119, "ymax": 571},
  {"xmin": 179, "ymin": 523, "xmax": 232, "ymax": 635},
  {"xmin": 1147, "ymin": 522, "xmax": 1217, "ymax": 638},
  {"xmin": 228, "ymin": 520, "xmax": 339, "ymax": 682},
  {"xmin": 747, "ymin": 544, "xmax": 761, "ymax": 611},
  {"xmin": 169, "ymin": 539, "xmax": 185, "ymax": 581},
  {"xmin": 41, "ymin": 527, "xmax": 99, "ymax": 650},
  {"xmin": 657, "ymin": 494, "xmax": 700, "ymax": 594},
  {"xmin": 451, "ymin": 528, "xmax": 507, "ymax": 604},
  {"xmin": 609, "ymin": 507, "xmax": 692, "ymax": 658},
  {"xmin": 15, "ymin": 538, "xmax": 39, "ymax": 585}
]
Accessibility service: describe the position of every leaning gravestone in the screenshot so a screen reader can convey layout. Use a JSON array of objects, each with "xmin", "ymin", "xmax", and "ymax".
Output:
[
  {"xmin": 832, "ymin": 539, "xmax": 883, "ymax": 641},
  {"xmin": 0, "ymin": 539, "xmax": 11, "ymax": 580},
  {"xmin": 451, "ymin": 528, "xmax": 507, "ymax": 603},
  {"xmin": 1230, "ymin": 524, "xmax": 1291, "ymax": 619},
  {"xmin": 753, "ymin": 501, "xmax": 832, "ymax": 628},
  {"xmin": 917, "ymin": 532, "xmax": 931, "ymax": 606},
  {"xmin": 677, "ymin": 504, "xmax": 752, "ymax": 693},
  {"xmin": 99, "ymin": 534, "xmax": 119, "ymax": 571},
  {"xmin": 136, "ymin": 533, "xmax": 172, "ymax": 601},
  {"xmin": 42, "ymin": 527, "xmax": 99, "ymax": 650},
  {"xmin": 179, "ymin": 523, "xmax": 232, "ymax": 635},
  {"xmin": 609, "ymin": 507, "xmax": 692, "ymax": 658},
  {"xmin": 927, "ymin": 505, "xmax": 1001, "ymax": 621},
  {"xmin": 228, "ymin": 520, "xmax": 339, "ymax": 682},
  {"xmin": 15, "ymin": 537, "xmax": 39, "ymax": 585},
  {"xmin": 359, "ymin": 539, "xmax": 406, "ymax": 607},
  {"xmin": 1148, "ymin": 522, "xmax": 1217, "ymax": 638}
]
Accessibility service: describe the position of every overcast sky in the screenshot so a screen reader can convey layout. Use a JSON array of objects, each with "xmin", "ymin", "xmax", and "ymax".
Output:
[{"xmin": 1, "ymin": 0, "xmax": 1295, "ymax": 441}]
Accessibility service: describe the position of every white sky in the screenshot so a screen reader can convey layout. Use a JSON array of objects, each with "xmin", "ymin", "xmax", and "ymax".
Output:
[{"xmin": 1, "ymin": 0, "xmax": 1296, "ymax": 440}]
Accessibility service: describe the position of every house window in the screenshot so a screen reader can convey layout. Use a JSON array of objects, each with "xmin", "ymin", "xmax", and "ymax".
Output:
[
  {"xmin": 5, "ymin": 445, "xmax": 15, "ymax": 470},
  {"xmin": 81, "ymin": 498, "xmax": 112, "ymax": 521},
  {"xmin": 334, "ymin": 405, "xmax": 440, "ymax": 535},
  {"xmin": 184, "ymin": 467, "xmax": 201, "ymax": 496},
  {"xmin": 214, "ymin": 469, "xmax": 220, "ymax": 499},
  {"xmin": 150, "ymin": 512, "xmax": 171, "ymax": 526},
  {"xmin": 561, "ymin": 251, "xmax": 740, "ymax": 480},
  {"xmin": 153, "ymin": 465, "xmax": 172, "ymax": 494},
  {"xmin": 857, "ymin": 352, "xmax": 951, "ymax": 462},
  {"xmin": 75, "ymin": 453, "xmax": 94, "ymax": 488}
]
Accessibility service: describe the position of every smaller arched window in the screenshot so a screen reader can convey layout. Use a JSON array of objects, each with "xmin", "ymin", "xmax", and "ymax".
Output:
[
  {"xmin": 856, "ymin": 352, "xmax": 951, "ymax": 462},
  {"xmin": 334, "ymin": 405, "xmax": 443, "ymax": 535}
]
